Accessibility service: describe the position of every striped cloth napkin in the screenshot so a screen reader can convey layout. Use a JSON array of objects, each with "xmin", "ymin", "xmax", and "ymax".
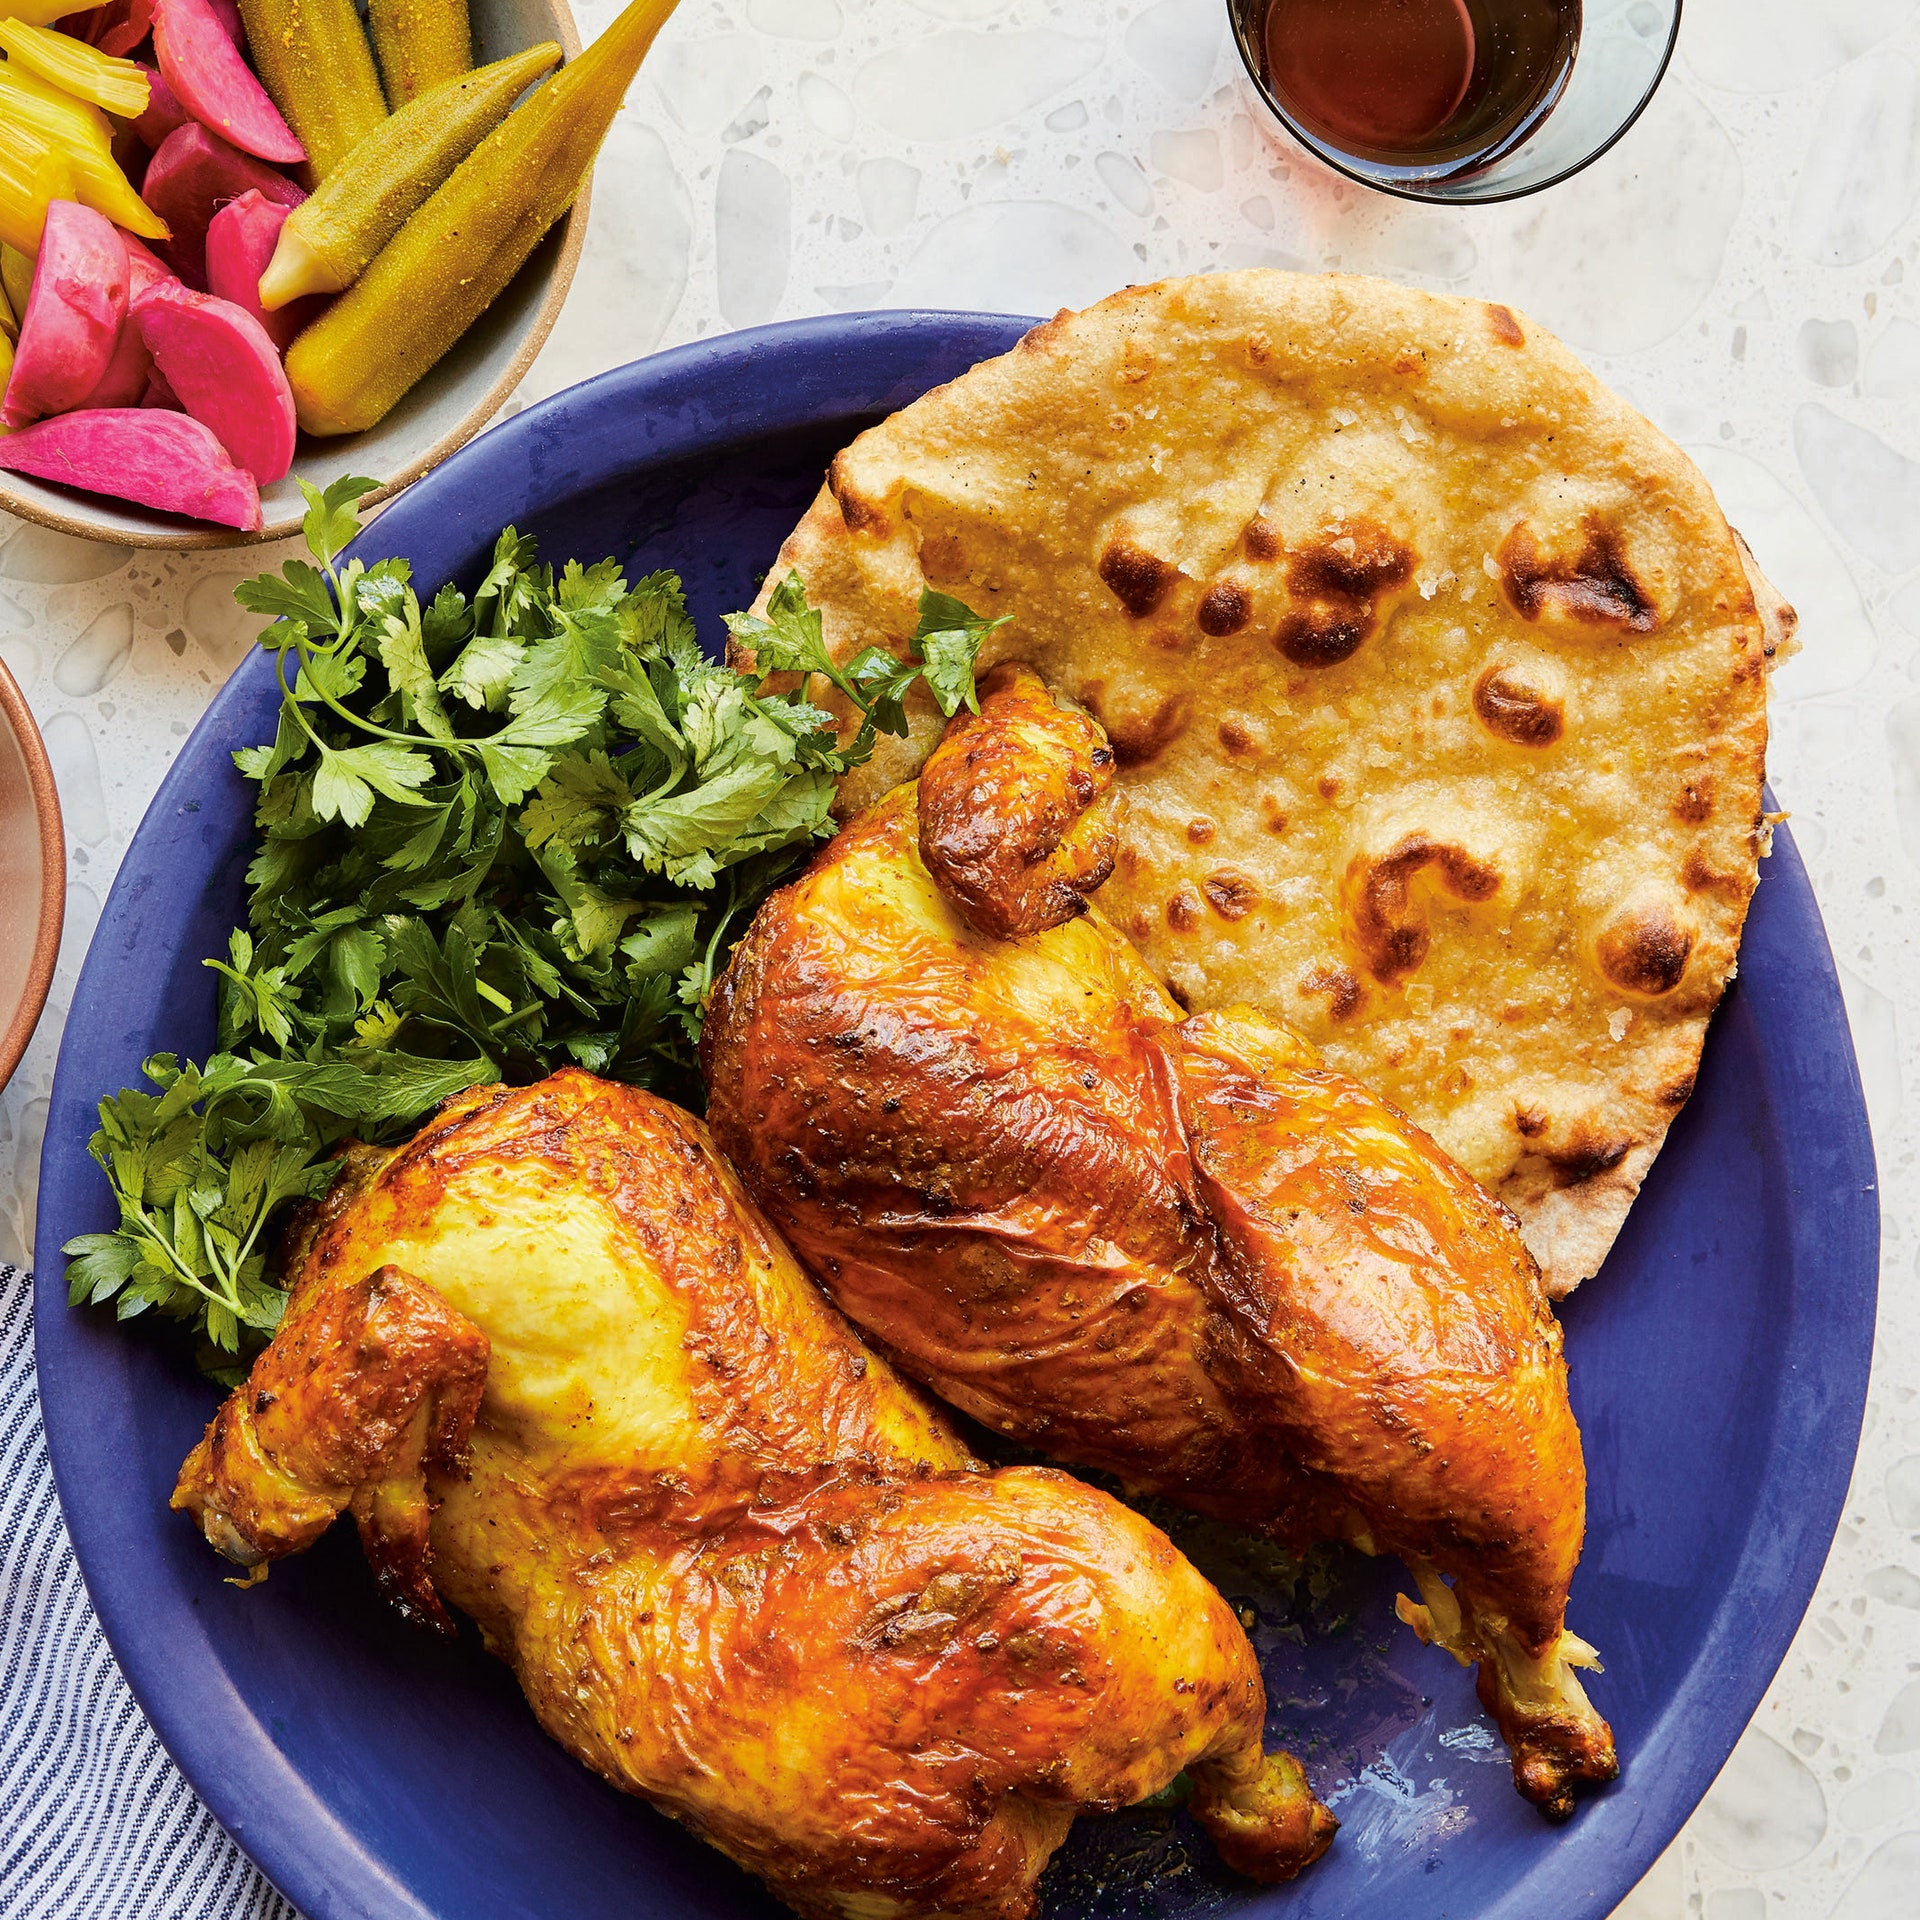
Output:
[{"xmin": 0, "ymin": 1263, "xmax": 295, "ymax": 1920}]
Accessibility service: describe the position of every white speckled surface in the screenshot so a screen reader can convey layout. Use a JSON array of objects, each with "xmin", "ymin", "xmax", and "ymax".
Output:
[{"xmin": 4, "ymin": 2, "xmax": 1918, "ymax": 1912}]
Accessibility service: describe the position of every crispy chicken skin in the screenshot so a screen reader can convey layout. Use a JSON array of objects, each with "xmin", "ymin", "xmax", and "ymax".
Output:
[
  {"xmin": 917, "ymin": 676, "xmax": 1121, "ymax": 939},
  {"xmin": 173, "ymin": 1072, "xmax": 1335, "ymax": 1918},
  {"xmin": 702, "ymin": 664, "xmax": 1618, "ymax": 1820}
]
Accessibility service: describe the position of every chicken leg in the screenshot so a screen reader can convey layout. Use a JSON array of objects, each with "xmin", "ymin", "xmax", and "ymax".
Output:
[
  {"xmin": 174, "ymin": 1071, "xmax": 1335, "ymax": 1919},
  {"xmin": 702, "ymin": 664, "xmax": 1618, "ymax": 1819}
]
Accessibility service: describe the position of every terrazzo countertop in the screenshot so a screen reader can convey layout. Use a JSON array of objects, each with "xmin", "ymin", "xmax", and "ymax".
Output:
[{"xmin": 4, "ymin": 1, "xmax": 1918, "ymax": 1913}]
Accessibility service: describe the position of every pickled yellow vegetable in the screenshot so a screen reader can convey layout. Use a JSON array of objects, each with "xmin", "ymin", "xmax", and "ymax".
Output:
[
  {"xmin": 0, "ymin": 64, "xmax": 165, "ymax": 237},
  {"xmin": 0, "ymin": 269, "xmax": 14, "ymax": 346},
  {"xmin": 0, "ymin": 59, "xmax": 113, "ymax": 152},
  {"xmin": 0, "ymin": 326, "xmax": 14, "ymax": 429},
  {"xmin": 0, "ymin": 17, "xmax": 150, "ymax": 117},
  {"xmin": 0, "ymin": 0, "xmax": 92, "ymax": 23},
  {"xmin": 235, "ymin": 0, "xmax": 389, "ymax": 182},
  {"xmin": 0, "ymin": 126, "xmax": 77, "ymax": 257},
  {"xmin": 262, "ymin": 41, "xmax": 558, "ymax": 309},
  {"xmin": 368, "ymin": 0, "xmax": 472, "ymax": 107},
  {"xmin": 1, "ymin": 242, "xmax": 32, "ymax": 316},
  {"xmin": 288, "ymin": 0, "xmax": 681, "ymax": 436}
]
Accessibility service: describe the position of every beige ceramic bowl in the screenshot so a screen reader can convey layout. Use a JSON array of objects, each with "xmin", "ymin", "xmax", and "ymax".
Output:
[
  {"xmin": 0, "ymin": 0, "xmax": 585, "ymax": 549},
  {"xmin": 0, "ymin": 658, "xmax": 64, "ymax": 1092}
]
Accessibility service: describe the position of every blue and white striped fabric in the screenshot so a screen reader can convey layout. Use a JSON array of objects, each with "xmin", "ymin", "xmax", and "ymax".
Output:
[{"xmin": 0, "ymin": 1264, "xmax": 296, "ymax": 1920}]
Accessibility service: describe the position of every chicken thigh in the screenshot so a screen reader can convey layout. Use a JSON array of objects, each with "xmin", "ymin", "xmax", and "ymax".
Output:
[
  {"xmin": 173, "ymin": 1071, "xmax": 1335, "ymax": 1920},
  {"xmin": 702, "ymin": 665, "xmax": 1618, "ymax": 1819}
]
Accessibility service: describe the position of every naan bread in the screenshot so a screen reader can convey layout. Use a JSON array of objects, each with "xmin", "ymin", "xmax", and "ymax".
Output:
[{"xmin": 742, "ymin": 272, "xmax": 1786, "ymax": 1294}]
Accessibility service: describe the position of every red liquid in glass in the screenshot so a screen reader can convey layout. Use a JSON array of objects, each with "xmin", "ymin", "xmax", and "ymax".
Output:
[
  {"xmin": 1261, "ymin": 0, "xmax": 1580, "ymax": 172},
  {"xmin": 1266, "ymin": 0, "xmax": 1476, "ymax": 152}
]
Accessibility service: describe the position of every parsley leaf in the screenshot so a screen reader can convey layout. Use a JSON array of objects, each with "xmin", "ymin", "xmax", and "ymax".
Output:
[
  {"xmin": 439, "ymin": 629, "xmax": 523, "ymax": 712},
  {"xmin": 311, "ymin": 740, "xmax": 437, "ymax": 827},
  {"xmin": 724, "ymin": 572, "xmax": 839, "ymax": 684},
  {"xmin": 376, "ymin": 600, "xmax": 455, "ymax": 741},
  {"xmin": 67, "ymin": 485, "xmax": 990, "ymax": 1377},
  {"xmin": 913, "ymin": 590, "xmax": 1004, "ymax": 716},
  {"xmin": 302, "ymin": 474, "xmax": 380, "ymax": 569},
  {"xmin": 726, "ymin": 571, "xmax": 1003, "ymax": 737}
]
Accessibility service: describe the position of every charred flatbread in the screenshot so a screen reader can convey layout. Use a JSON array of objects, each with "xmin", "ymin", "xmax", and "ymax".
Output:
[{"xmin": 739, "ymin": 272, "xmax": 1789, "ymax": 1294}]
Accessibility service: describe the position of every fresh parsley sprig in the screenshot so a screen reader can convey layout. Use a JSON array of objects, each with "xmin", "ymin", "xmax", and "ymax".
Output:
[
  {"xmin": 725, "ymin": 573, "xmax": 1002, "ymax": 760},
  {"xmin": 66, "ymin": 477, "xmax": 1000, "ymax": 1380}
]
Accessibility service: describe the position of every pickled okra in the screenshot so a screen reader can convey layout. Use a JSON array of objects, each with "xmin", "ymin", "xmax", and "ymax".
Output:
[
  {"xmin": 234, "ymin": 0, "xmax": 388, "ymax": 181},
  {"xmin": 260, "ymin": 41, "xmax": 561, "ymax": 309},
  {"xmin": 288, "ymin": 0, "xmax": 681, "ymax": 436},
  {"xmin": 368, "ymin": 0, "xmax": 473, "ymax": 106}
]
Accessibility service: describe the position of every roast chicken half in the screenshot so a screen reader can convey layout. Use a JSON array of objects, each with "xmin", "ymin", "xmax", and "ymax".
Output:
[
  {"xmin": 703, "ymin": 664, "xmax": 1619, "ymax": 1820},
  {"xmin": 173, "ymin": 1072, "xmax": 1336, "ymax": 1920}
]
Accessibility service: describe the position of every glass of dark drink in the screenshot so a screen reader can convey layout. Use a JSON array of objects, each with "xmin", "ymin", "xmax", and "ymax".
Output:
[{"xmin": 1228, "ymin": 0, "xmax": 1681, "ymax": 202}]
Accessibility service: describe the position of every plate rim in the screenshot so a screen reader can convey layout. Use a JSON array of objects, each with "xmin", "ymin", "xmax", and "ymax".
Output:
[
  {"xmin": 31, "ymin": 310, "xmax": 1881, "ymax": 1920},
  {"xmin": 0, "ymin": 653, "xmax": 66, "ymax": 1090}
]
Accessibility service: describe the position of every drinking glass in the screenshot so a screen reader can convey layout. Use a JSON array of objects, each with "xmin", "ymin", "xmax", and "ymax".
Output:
[{"xmin": 1227, "ymin": 0, "xmax": 1683, "ymax": 204}]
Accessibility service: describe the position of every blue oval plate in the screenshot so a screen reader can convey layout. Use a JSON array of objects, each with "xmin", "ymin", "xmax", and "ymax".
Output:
[{"xmin": 35, "ymin": 314, "xmax": 1879, "ymax": 1920}]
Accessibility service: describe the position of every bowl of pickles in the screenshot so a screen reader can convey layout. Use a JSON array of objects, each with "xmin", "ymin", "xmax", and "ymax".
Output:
[{"xmin": 0, "ymin": 0, "xmax": 675, "ymax": 545}]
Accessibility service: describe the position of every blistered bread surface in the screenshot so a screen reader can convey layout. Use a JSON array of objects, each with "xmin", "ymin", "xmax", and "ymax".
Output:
[{"xmin": 745, "ymin": 272, "xmax": 1774, "ymax": 1292}]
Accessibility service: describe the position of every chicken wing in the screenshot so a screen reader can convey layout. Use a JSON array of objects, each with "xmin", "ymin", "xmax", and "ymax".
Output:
[
  {"xmin": 702, "ymin": 664, "xmax": 1618, "ymax": 1819},
  {"xmin": 174, "ymin": 1071, "xmax": 1335, "ymax": 1919}
]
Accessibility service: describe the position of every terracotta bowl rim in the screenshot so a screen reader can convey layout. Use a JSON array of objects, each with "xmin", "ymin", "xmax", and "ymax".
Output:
[
  {"xmin": 0, "ymin": 657, "xmax": 66, "ymax": 1094},
  {"xmin": 0, "ymin": 0, "xmax": 587, "ymax": 553}
]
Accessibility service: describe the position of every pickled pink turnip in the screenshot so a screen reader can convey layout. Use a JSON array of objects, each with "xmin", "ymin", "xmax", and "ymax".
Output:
[
  {"xmin": 0, "ymin": 408, "xmax": 263, "ymax": 530},
  {"xmin": 206, "ymin": 192, "xmax": 325, "ymax": 354},
  {"xmin": 78, "ymin": 240, "xmax": 176, "ymax": 410},
  {"xmin": 2, "ymin": 201, "xmax": 130, "ymax": 429},
  {"xmin": 131, "ymin": 63, "xmax": 193, "ymax": 151},
  {"xmin": 133, "ymin": 277, "xmax": 296, "ymax": 482},
  {"xmin": 153, "ymin": 0, "xmax": 306, "ymax": 166},
  {"xmin": 78, "ymin": 0, "xmax": 157, "ymax": 59},
  {"xmin": 142, "ymin": 123, "xmax": 306, "ymax": 289}
]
